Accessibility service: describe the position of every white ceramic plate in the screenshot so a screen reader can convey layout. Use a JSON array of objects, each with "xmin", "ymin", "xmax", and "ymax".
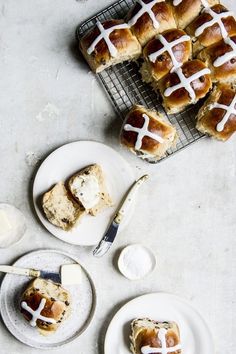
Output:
[
  {"xmin": 104, "ymin": 293, "xmax": 214, "ymax": 354},
  {"xmin": 33, "ymin": 141, "xmax": 135, "ymax": 246},
  {"xmin": 0, "ymin": 249, "xmax": 96, "ymax": 349}
]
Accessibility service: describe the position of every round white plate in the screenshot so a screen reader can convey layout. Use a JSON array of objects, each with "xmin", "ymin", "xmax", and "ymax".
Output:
[
  {"xmin": 104, "ymin": 293, "xmax": 214, "ymax": 354},
  {"xmin": 0, "ymin": 249, "xmax": 96, "ymax": 349},
  {"xmin": 33, "ymin": 141, "xmax": 134, "ymax": 246}
]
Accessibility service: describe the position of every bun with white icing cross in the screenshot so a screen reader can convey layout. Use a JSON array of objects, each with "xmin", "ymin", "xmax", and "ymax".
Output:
[
  {"xmin": 159, "ymin": 59, "xmax": 212, "ymax": 114},
  {"xmin": 171, "ymin": 0, "xmax": 219, "ymax": 29},
  {"xmin": 130, "ymin": 318, "xmax": 181, "ymax": 354},
  {"xmin": 120, "ymin": 105, "xmax": 177, "ymax": 161},
  {"xmin": 20, "ymin": 278, "xmax": 71, "ymax": 335},
  {"xmin": 198, "ymin": 35, "xmax": 236, "ymax": 83},
  {"xmin": 186, "ymin": 4, "xmax": 236, "ymax": 55},
  {"xmin": 196, "ymin": 83, "xmax": 236, "ymax": 141},
  {"xmin": 126, "ymin": 0, "xmax": 176, "ymax": 46},
  {"xmin": 79, "ymin": 19, "xmax": 141, "ymax": 73},
  {"xmin": 141, "ymin": 28, "xmax": 192, "ymax": 83}
]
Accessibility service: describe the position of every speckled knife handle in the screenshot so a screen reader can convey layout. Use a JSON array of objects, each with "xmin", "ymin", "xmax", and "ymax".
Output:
[
  {"xmin": 0, "ymin": 265, "xmax": 40, "ymax": 278},
  {"xmin": 114, "ymin": 174, "xmax": 149, "ymax": 224}
]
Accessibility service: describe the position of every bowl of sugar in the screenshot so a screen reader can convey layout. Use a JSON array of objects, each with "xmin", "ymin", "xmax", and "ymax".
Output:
[{"xmin": 118, "ymin": 244, "xmax": 156, "ymax": 280}]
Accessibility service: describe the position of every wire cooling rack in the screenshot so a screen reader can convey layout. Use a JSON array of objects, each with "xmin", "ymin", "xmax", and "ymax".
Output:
[{"xmin": 76, "ymin": 0, "xmax": 205, "ymax": 163}]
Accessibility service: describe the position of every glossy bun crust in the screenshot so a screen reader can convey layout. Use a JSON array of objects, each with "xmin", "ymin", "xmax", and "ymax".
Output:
[
  {"xmin": 79, "ymin": 19, "xmax": 141, "ymax": 73},
  {"xmin": 198, "ymin": 36, "xmax": 236, "ymax": 83},
  {"xmin": 186, "ymin": 4, "xmax": 236, "ymax": 54},
  {"xmin": 159, "ymin": 59, "xmax": 212, "ymax": 114},
  {"xmin": 127, "ymin": 0, "xmax": 176, "ymax": 46},
  {"xmin": 141, "ymin": 28, "xmax": 192, "ymax": 83},
  {"xmin": 20, "ymin": 278, "xmax": 71, "ymax": 335},
  {"xmin": 171, "ymin": 0, "xmax": 219, "ymax": 29},
  {"xmin": 120, "ymin": 105, "xmax": 177, "ymax": 161},
  {"xmin": 130, "ymin": 318, "xmax": 181, "ymax": 354},
  {"xmin": 196, "ymin": 84, "xmax": 236, "ymax": 141}
]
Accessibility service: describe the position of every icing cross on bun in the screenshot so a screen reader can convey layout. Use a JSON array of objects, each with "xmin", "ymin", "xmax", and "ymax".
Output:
[
  {"xmin": 20, "ymin": 278, "xmax": 71, "ymax": 335},
  {"xmin": 194, "ymin": 6, "xmax": 234, "ymax": 38},
  {"xmin": 159, "ymin": 59, "xmax": 212, "ymax": 114},
  {"xmin": 124, "ymin": 113, "xmax": 165, "ymax": 150},
  {"xmin": 148, "ymin": 33, "xmax": 191, "ymax": 69},
  {"xmin": 126, "ymin": 0, "xmax": 176, "ymax": 46},
  {"xmin": 79, "ymin": 19, "xmax": 141, "ymax": 73},
  {"xmin": 141, "ymin": 328, "xmax": 182, "ymax": 354},
  {"xmin": 21, "ymin": 298, "xmax": 56, "ymax": 327},
  {"xmin": 120, "ymin": 105, "xmax": 177, "ymax": 161},
  {"xmin": 86, "ymin": 20, "xmax": 129, "ymax": 58},
  {"xmin": 128, "ymin": 0, "xmax": 161, "ymax": 29},
  {"xmin": 186, "ymin": 4, "xmax": 236, "ymax": 54},
  {"xmin": 164, "ymin": 66, "xmax": 211, "ymax": 101},
  {"xmin": 196, "ymin": 84, "xmax": 236, "ymax": 141},
  {"xmin": 141, "ymin": 29, "xmax": 191, "ymax": 83}
]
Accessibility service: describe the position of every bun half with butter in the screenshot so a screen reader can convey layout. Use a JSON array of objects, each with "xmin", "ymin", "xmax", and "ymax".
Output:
[{"xmin": 68, "ymin": 164, "xmax": 112, "ymax": 216}]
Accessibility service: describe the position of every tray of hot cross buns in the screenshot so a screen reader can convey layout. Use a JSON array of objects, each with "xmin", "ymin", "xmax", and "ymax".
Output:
[{"xmin": 77, "ymin": 0, "xmax": 236, "ymax": 163}]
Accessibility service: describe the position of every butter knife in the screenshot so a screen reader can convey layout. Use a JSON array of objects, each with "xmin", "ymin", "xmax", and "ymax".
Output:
[
  {"xmin": 93, "ymin": 174, "xmax": 149, "ymax": 257},
  {"xmin": 0, "ymin": 265, "xmax": 61, "ymax": 283}
]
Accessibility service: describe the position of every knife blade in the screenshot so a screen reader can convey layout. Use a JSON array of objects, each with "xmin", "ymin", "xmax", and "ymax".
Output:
[
  {"xmin": 0, "ymin": 265, "xmax": 61, "ymax": 283},
  {"xmin": 93, "ymin": 174, "xmax": 149, "ymax": 257}
]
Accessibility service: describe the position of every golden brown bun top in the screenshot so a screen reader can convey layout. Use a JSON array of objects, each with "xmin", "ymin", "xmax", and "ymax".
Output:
[
  {"xmin": 121, "ymin": 105, "xmax": 175, "ymax": 154},
  {"xmin": 127, "ymin": 1, "xmax": 176, "ymax": 42},
  {"xmin": 187, "ymin": 4, "xmax": 236, "ymax": 47},
  {"xmin": 160, "ymin": 59, "xmax": 212, "ymax": 104},
  {"xmin": 80, "ymin": 19, "xmax": 135, "ymax": 61},
  {"xmin": 143, "ymin": 28, "xmax": 191, "ymax": 73}
]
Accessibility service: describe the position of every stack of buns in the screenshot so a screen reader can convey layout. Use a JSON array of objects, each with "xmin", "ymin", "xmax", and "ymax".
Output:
[{"xmin": 79, "ymin": 0, "xmax": 236, "ymax": 153}]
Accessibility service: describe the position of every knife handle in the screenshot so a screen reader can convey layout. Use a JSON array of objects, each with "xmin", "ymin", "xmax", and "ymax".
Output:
[
  {"xmin": 114, "ymin": 174, "xmax": 149, "ymax": 224},
  {"xmin": 0, "ymin": 265, "xmax": 40, "ymax": 278}
]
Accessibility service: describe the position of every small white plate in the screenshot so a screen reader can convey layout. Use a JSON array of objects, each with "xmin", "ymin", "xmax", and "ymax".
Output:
[
  {"xmin": 33, "ymin": 141, "xmax": 134, "ymax": 246},
  {"xmin": 0, "ymin": 249, "xmax": 96, "ymax": 349},
  {"xmin": 104, "ymin": 293, "xmax": 214, "ymax": 354},
  {"xmin": 118, "ymin": 244, "xmax": 156, "ymax": 280}
]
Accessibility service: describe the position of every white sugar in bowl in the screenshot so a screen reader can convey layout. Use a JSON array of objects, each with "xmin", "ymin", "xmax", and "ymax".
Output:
[{"xmin": 118, "ymin": 244, "xmax": 156, "ymax": 280}]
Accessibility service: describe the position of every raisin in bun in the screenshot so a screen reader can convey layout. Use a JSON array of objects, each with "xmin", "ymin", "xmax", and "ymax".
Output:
[{"xmin": 20, "ymin": 278, "xmax": 71, "ymax": 335}]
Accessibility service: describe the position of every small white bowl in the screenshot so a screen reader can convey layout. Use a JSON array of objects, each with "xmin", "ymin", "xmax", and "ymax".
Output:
[
  {"xmin": 0, "ymin": 203, "xmax": 27, "ymax": 248},
  {"xmin": 118, "ymin": 244, "xmax": 156, "ymax": 280}
]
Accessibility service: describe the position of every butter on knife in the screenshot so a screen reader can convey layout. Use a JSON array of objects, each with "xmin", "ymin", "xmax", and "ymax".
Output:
[{"xmin": 61, "ymin": 264, "xmax": 82, "ymax": 285}]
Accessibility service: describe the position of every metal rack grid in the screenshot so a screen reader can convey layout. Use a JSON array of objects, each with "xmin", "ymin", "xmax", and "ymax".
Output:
[{"xmin": 76, "ymin": 0, "xmax": 205, "ymax": 163}]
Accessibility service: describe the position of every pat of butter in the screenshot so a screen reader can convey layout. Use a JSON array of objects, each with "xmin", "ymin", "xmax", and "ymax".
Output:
[
  {"xmin": 0, "ymin": 210, "xmax": 12, "ymax": 236},
  {"xmin": 61, "ymin": 264, "xmax": 82, "ymax": 286}
]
